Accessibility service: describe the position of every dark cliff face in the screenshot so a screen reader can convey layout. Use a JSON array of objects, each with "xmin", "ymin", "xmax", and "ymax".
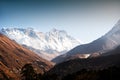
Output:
[{"xmin": 0, "ymin": 33, "xmax": 53, "ymax": 80}]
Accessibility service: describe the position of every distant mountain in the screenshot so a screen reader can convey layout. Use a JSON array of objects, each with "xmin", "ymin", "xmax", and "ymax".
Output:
[
  {"xmin": 0, "ymin": 33, "xmax": 53, "ymax": 79},
  {"xmin": 53, "ymin": 19, "xmax": 120, "ymax": 63},
  {"xmin": 0, "ymin": 28, "xmax": 81, "ymax": 60}
]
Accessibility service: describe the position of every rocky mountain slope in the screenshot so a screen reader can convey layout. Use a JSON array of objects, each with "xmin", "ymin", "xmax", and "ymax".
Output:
[{"xmin": 0, "ymin": 33, "xmax": 53, "ymax": 80}]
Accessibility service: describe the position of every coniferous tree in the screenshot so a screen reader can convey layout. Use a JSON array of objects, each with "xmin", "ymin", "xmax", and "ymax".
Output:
[{"xmin": 21, "ymin": 63, "xmax": 37, "ymax": 80}]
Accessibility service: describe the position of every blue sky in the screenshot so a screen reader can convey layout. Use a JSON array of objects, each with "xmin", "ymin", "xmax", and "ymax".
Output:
[{"xmin": 0, "ymin": 0, "xmax": 120, "ymax": 43}]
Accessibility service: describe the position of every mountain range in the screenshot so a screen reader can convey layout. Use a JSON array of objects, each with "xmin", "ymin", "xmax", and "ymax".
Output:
[{"xmin": 0, "ymin": 28, "xmax": 81, "ymax": 60}]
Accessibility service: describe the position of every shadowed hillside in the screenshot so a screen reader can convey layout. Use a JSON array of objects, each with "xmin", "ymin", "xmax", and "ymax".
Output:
[{"xmin": 46, "ymin": 50, "xmax": 120, "ymax": 80}]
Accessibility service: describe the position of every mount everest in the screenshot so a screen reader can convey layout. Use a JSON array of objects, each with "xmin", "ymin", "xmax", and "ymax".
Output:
[{"xmin": 0, "ymin": 28, "xmax": 81, "ymax": 60}]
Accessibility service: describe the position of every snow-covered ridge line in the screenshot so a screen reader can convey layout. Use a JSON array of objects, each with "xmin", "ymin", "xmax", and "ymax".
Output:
[{"xmin": 0, "ymin": 27, "xmax": 81, "ymax": 60}]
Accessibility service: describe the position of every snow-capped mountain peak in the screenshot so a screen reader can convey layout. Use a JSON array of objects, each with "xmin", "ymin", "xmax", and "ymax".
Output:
[{"xmin": 48, "ymin": 28, "xmax": 68, "ymax": 38}]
